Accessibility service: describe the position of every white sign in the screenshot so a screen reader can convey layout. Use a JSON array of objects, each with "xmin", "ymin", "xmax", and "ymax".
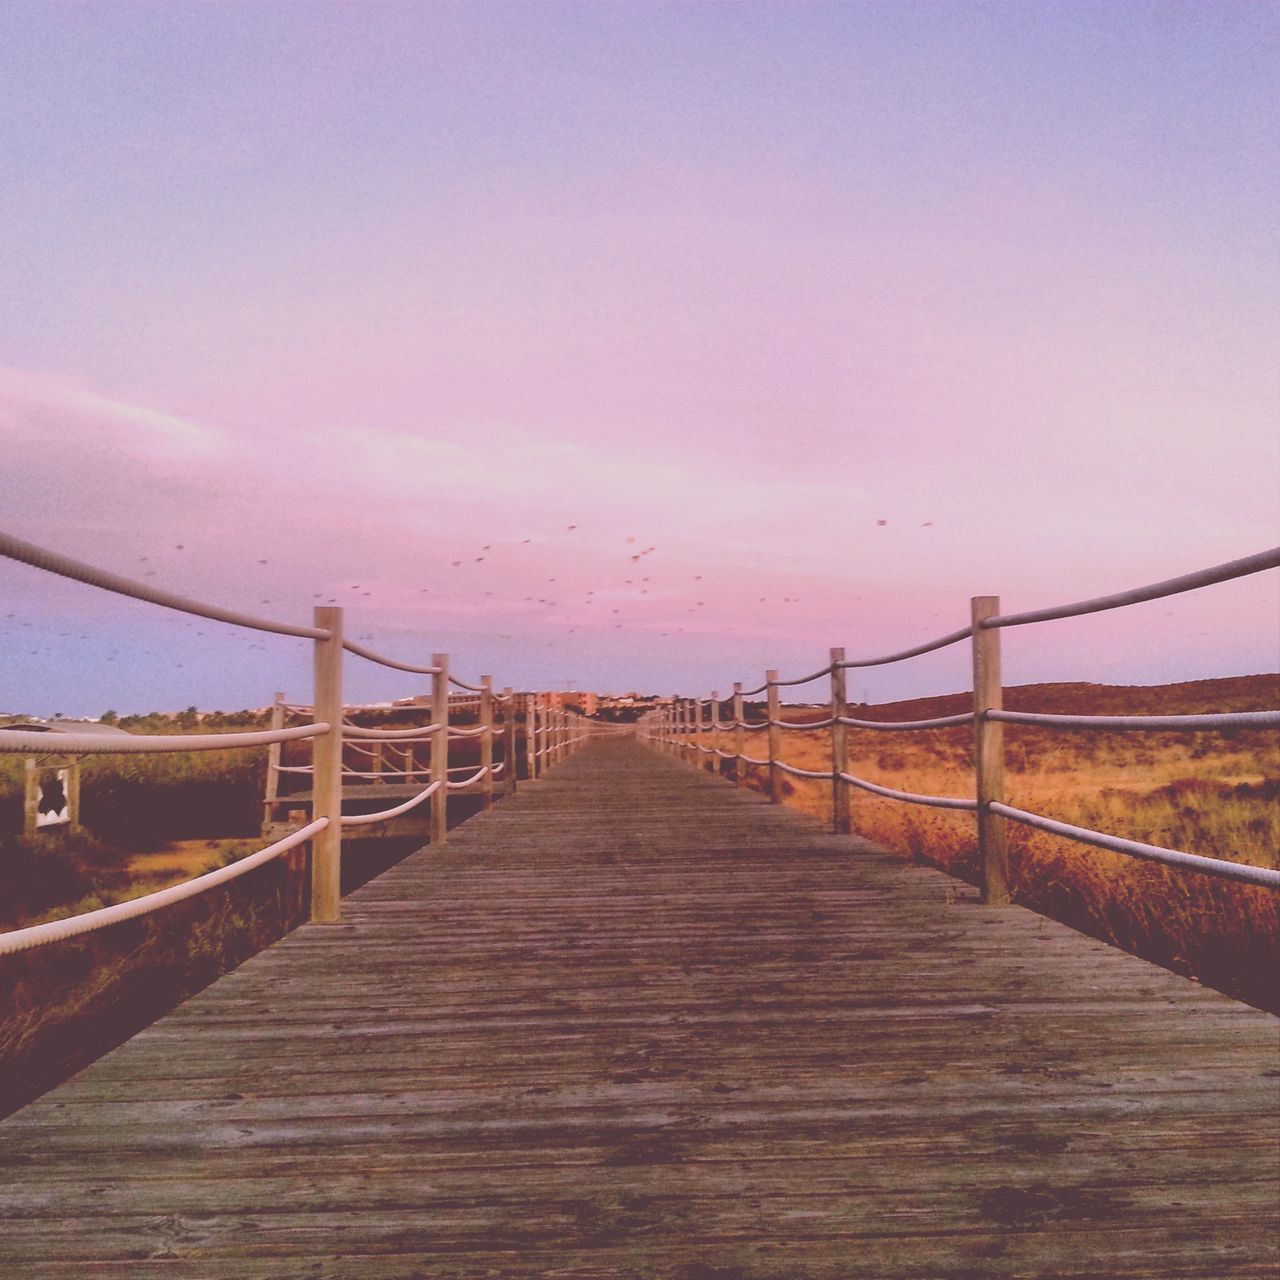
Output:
[{"xmin": 36, "ymin": 769, "xmax": 70, "ymax": 829}]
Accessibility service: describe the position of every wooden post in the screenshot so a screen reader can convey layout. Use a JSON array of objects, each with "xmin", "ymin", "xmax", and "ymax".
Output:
[
  {"xmin": 431, "ymin": 653, "xmax": 449, "ymax": 846},
  {"xmin": 972, "ymin": 598, "xmax": 1010, "ymax": 905},
  {"xmin": 311, "ymin": 606, "xmax": 344, "ymax": 923},
  {"xmin": 732, "ymin": 682, "xmax": 744, "ymax": 786},
  {"xmin": 523, "ymin": 694, "xmax": 535, "ymax": 780},
  {"xmin": 707, "ymin": 692, "xmax": 719, "ymax": 773},
  {"xmin": 23, "ymin": 756, "xmax": 38, "ymax": 837},
  {"xmin": 830, "ymin": 647, "xmax": 850, "ymax": 834},
  {"xmin": 67, "ymin": 757, "xmax": 81, "ymax": 834},
  {"xmin": 371, "ymin": 740, "xmax": 384, "ymax": 783},
  {"xmin": 480, "ymin": 676, "xmax": 494, "ymax": 809},
  {"xmin": 766, "ymin": 671, "xmax": 781, "ymax": 804},
  {"xmin": 404, "ymin": 744, "xmax": 414, "ymax": 783},
  {"xmin": 262, "ymin": 691, "xmax": 285, "ymax": 836},
  {"xmin": 503, "ymin": 687, "xmax": 517, "ymax": 795}
]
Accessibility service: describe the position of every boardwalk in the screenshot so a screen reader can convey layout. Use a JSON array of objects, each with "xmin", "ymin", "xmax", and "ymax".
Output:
[{"xmin": 1, "ymin": 738, "xmax": 1276, "ymax": 1277}]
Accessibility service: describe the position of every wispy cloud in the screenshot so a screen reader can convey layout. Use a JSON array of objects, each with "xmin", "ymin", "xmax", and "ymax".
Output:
[{"xmin": 0, "ymin": 368, "xmax": 224, "ymax": 463}]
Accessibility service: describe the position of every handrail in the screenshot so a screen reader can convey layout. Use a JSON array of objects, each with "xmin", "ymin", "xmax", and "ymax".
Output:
[
  {"xmin": 988, "ymin": 709, "xmax": 1280, "ymax": 732},
  {"xmin": 837, "ymin": 625, "xmax": 974, "ymax": 670},
  {"xmin": 770, "ymin": 663, "xmax": 834, "ymax": 688},
  {"xmin": 341, "ymin": 639, "xmax": 441, "ymax": 675},
  {"xmin": 991, "ymin": 803, "xmax": 1280, "ymax": 889},
  {"xmin": 838, "ymin": 770, "xmax": 978, "ymax": 811},
  {"xmin": 447, "ymin": 766, "xmax": 491, "ymax": 790},
  {"xmin": 0, "ymin": 531, "xmax": 329, "ymax": 639},
  {"xmin": 339, "ymin": 781, "xmax": 441, "ymax": 826},
  {"xmin": 0, "ymin": 723, "xmax": 330, "ymax": 755},
  {"xmin": 838, "ymin": 711, "xmax": 975, "ymax": 731},
  {"xmin": 0, "ymin": 819, "xmax": 328, "ymax": 955},
  {"xmin": 777, "ymin": 760, "xmax": 834, "ymax": 780},
  {"xmin": 648, "ymin": 546, "xmax": 1278, "ymax": 907},
  {"xmin": 985, "ymin": 547, "xmax": 1280, "ymax": 630},
  {"xmin": 341, "ymin": 723, "xmax": 442, "ymax": 740},
  {"xmin": 4, "ymin": 531, "xmax": 596, "ymax": 940}
]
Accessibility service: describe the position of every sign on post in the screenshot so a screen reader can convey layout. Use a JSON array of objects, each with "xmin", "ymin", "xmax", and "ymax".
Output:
[{"xmin": 36, "ymin": 769, "xmax": 71, "ymax": 829}]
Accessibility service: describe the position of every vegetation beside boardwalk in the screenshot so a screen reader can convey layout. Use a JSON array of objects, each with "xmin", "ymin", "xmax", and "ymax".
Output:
[
  {"xmin": 0, "ymin": 704, "xmax": 499, "ymax": 1115},
  {"xmin": 718, "ymin": 674, "xmax": 1279, "ymax": 1013}
]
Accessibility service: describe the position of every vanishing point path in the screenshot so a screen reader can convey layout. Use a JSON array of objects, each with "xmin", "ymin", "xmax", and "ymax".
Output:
[{"xmin": 1, "ymin": 738, "xmax": 1276, "ymax": 1278}]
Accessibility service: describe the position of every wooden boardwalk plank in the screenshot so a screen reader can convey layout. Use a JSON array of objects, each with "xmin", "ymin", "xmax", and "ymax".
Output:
[{"xmin": 1, "ymin": 737, "xmax": 1276, "ymax": 1277}]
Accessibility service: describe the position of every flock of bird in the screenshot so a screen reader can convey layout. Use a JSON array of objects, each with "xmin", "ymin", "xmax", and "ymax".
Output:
[{"xmin": 4, "ymin": 518, "xmax": 948, "ymax": 674}]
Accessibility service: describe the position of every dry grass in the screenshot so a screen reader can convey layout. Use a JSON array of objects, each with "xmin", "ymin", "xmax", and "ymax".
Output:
[{"xmin": 692, "ymin": 676, "xmax": 1279, "ymax": 1013}]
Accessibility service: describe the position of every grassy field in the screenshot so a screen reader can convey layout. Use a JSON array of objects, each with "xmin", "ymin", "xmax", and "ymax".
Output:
[{"xmin": 694, "ymin": 675, "xmax": 1279, "ymax": 1013}]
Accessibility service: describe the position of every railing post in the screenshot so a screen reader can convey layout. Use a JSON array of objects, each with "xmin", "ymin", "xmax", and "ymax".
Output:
[
  {"xmin": 766, "ymin": 671, "xmax": 781, "ymax": 804},
  {"xmin": 311, "ymin": 606, "xmax": 343, "ymax": 923},
  {"xmin": 708, "ymin": 692, "xmax": 719, "ymax": 774},
  {"xmin": 480, "ymin": 675, "xmax": 494, "ymax": 809},
  {"xmin": 22, "ymin": 757, "xmax": 37, "ymax": 837},
  {"xmin": 503, "ymin": 687, "xmax": 517, "ymax": 795},
  {"xmin": 971, "ymin": 598, "xmax": 1010, "ymax": 905},
  {"xmin": 66, "ymin": 757, "xmax": 81, "ymax": 834},
  {"xmin": 524, "ymin": 694, "xmax": 536, "ymax": 780},
  {"xmin": 830, "ymin": 647, "xmax": 850, "ymax": 834},
  {"xmin": 531, "ymin": 693, "xmax": 542, "ymax": 778},
  {"xmin": 262, "ymin": 691, "xmax": 285, "ymax": 836},
  {"xmin": 431, "ymin": 653, "xmax": 449, "ymax": 846},
  {"xmin": 732, "ymin": 682, "xmax": 744, "ymax": 786},
  {"xmin": 678, "ymin": 696, "xmax": 688, "ymax": 761}
]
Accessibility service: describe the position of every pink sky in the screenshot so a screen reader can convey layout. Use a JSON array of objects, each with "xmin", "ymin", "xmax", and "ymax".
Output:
[{"xmin": 1, "ymin": 3, "xmax": 1276, "ymax": 715}]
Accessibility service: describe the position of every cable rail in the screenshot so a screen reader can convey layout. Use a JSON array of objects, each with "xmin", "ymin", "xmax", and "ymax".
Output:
[
  {"xmin": 0, "ymin": 819, "xmax": 328, "ymax": 957},
  {"xmin": 339, "ymin": 782, "xmax": 442, "ymax": 827},
  {"xmin": 984, "ymin": 547, "xmax": 1280, "ymax": 630},
  {"xmin": 645, "ymin": 547, "xmax": 1279, "ymax": 901},
  {"xmin": 340, "ymin": 640, "xmax": 441, "ymax": 676},
  {"xmin": 0, "ymin": 723, "xmax": 330, "ymax": 755},
  {"xmin": 1, "ymin": 532, "xmax": 602, "ymax": 948},
  {"xmin": 0, "ymin": 531, "xmax": 330, "ymax": 640}
]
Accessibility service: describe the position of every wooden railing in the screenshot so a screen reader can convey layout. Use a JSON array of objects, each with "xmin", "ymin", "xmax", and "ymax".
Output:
[
  {"xmin": 0, "ymin": 533, "xmax": 598, "ymax": 954},
  {"xmin": 641, "ymin": 548, "xmax": 1280, "ymax": 899}
]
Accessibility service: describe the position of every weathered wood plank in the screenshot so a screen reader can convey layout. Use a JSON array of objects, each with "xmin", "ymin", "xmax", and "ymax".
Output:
[{"xmin": 0, "ymin": 737, "xmax": 1275, "ymax": 1275}]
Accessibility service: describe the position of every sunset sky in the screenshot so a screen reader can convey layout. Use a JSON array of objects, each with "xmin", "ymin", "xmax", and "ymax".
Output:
[{"xmin": 2, "ymin": 1, "xmax": 1277, "ymax": 716}]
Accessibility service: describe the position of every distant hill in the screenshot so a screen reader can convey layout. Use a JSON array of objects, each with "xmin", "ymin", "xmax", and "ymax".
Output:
[{"xmin": 773, "ymin": 674, "xmax": 1280, "ymax": 722}]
